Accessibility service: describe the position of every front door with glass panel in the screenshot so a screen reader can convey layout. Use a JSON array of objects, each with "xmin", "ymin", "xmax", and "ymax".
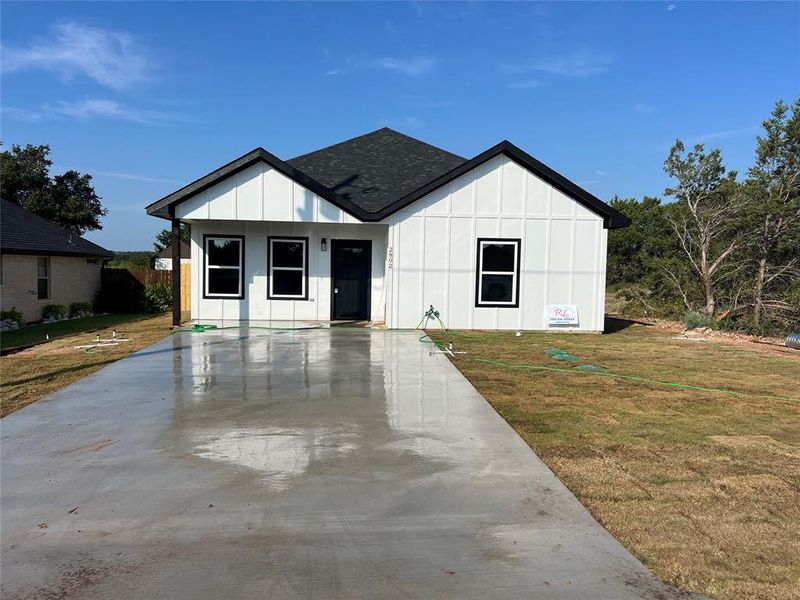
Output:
[{"xmin": 331, "ymin": 239, "xmax": 371, "ymax": 320}]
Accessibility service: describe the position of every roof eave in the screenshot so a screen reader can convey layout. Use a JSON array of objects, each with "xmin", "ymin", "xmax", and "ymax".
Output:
[
  {"xmin": 359, "ymin": 140, "xmax": 631, "ymax": 228},
  {"xmin": 1, "ymin": 247, "xmax": 114, "ymax": 259},
  {"xmin": 145, "ymin": 147, "xmax": 370, "ymax": 222}
]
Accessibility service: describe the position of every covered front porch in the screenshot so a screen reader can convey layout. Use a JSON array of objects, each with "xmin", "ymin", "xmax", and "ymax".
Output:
[{"xmin": 167, "ymin": 219, "xmax": 389, "ymax": 326}]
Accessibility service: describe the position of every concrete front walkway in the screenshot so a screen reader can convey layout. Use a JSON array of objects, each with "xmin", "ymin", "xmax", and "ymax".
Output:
[{"xmin": 1, "ymin": 330, "xmax": 690, "ymax": 599}]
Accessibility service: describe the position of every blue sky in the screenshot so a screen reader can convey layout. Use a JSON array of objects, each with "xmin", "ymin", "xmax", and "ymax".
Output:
[{"xmin": 2, "ymin": 1, "xmax": 798, "ymax": 250}]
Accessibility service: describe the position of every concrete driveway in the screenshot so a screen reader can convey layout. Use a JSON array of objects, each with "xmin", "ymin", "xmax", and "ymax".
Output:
[{"xmin": 1, "ymin": 329, "xmax": 691, "ymax": 599}]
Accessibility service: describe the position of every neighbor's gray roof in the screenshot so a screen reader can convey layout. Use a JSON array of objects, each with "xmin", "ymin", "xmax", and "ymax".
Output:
[
  {"xmin": 0, "ymin": 198, "xmax": 113, "ymax": 258},
  {"xmin": 146, "ymin": 128, "xmax": 630, "ymax": 228},
  {"xmin": 156, "ymin": 240, "xmax": 191, "ymax": 258}
]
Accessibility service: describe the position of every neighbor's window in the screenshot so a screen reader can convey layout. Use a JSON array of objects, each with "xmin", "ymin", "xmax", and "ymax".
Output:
[
  {"xmin": 37, "ymin": 256, "xmax": 50, "ymax": 300},
  {"xmin": 476, "ymin": 239, "xmax": 520, "ymax": 307},
  {"xmin": 268, "ymin": 237, "xmax": 308, "ymax": 300},
  {"xmin": 204, "ymin": 236, "xmax": 244, "ymax": 298}
]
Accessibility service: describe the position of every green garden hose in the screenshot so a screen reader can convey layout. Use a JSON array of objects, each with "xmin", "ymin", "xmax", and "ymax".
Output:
[{"xmin": 474, "ymin": 357, "xmax": 799, "ymax": 402}]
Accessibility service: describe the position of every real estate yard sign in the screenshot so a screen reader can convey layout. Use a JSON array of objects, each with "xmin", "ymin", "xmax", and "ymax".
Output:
[{"xmin": 546, "ymin": 304, "xmax": 579, "ymax": 325}]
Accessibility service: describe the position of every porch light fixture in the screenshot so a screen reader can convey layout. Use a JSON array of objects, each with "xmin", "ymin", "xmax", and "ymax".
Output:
[{"xmin": 321, "ymin": 237, "xmax": 327, "ymax": 252}]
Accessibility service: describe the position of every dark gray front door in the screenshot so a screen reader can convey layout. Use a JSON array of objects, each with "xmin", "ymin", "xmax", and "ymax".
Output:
[{"xmin": 331, "ymin": 239, "xmax": 371, "ymax": 320}]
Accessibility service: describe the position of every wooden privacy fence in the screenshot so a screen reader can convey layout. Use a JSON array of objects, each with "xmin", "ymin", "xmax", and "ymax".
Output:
[
  {"xmin": 100, "ymin": 267, "xmax": 191, "ymax": 313},
  {"xmin": 180, "ymin": 263, "xmax": 191, "ymax": 312}
]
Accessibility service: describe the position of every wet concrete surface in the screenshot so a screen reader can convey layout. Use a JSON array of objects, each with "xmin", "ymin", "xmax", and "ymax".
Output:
[{"xmin": 1, "ymin": 329, "xmax": 694, "ymax": 599}]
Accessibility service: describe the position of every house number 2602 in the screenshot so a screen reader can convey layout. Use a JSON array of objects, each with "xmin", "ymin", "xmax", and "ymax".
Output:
[{"xmin": 387, "ymin": 246, "xmax": 393, "ymax": 269}]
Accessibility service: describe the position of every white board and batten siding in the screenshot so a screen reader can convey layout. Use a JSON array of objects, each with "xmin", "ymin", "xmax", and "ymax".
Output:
[
  {"xmin": 176, "ymin": 162, "xmax": 387, "ymax": 322},
  {"xmin": 385, "ymin": 155, "xmax": 608, "ymax": 331}
]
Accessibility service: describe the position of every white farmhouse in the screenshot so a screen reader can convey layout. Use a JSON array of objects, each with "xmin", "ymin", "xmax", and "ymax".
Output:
[{"xmin": 145, "ymin": 128, "xmax": 629, "ymax": 330}]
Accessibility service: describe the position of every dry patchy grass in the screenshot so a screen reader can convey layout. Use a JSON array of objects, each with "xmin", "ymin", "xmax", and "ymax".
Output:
[
  {"xmin": 1, "ymin": 313, "xmax": 174, "ymax": 417},
  {"xmin": 430, "ymin": 320, "xmax": 800, "ymax": 600}
]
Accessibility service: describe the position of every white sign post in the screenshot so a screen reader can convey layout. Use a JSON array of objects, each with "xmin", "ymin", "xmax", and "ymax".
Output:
[{"xmin": 546, "ymin": 304, "xmax": 579, "ymax": 326}]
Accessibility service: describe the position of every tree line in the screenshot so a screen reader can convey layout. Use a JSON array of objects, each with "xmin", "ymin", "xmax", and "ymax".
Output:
[{"xmin": 608, "ymin": 98, "xmax": 799, "ymax": 335}]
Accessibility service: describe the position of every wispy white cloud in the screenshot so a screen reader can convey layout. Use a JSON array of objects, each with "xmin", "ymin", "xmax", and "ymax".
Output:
[
  {"xmin": 0, "ymin": 106, "xmax": 45, "ymax": 122},
  {"xmin": 96, "ymin": 171, "xmax": 178, "ymax": 183},
  {"xmin": 503, "ymin": 51, "xmax": 613, "ymax": 78},
  {"xmin": 656, "ymin": 126, "xmax": 760, "ymax": 152},
  {"xmin": 507, "ymin": 80, "xmax": 541, "ymax": 89},
  {"xmin": 325, "ymin": 55, "xmax": 439, "ymax": 77},
  {"xmin": 3, "ymin": 99, "xmax": 201, "ymax": 126},
  {"xmin": 1, "ymin": 22, "xmax": 151, "ymax": 90},
  {"xmin": 384, "ymin": 116, "xmax": 425, "ymax": 129},
  {"xmin": 595, "ymin": 170, "xmax": 608, "ymax": 177},
  {"xmin": 684, "ymin": 126, "xmax": 760, "ymax": 146},
  {"xmin": 667, "ymin": 4, "xmax": 677, "ymax": 11},
  {"xmin": 633, "ymin": 103, "xmax": 656, "ymax": 115}
]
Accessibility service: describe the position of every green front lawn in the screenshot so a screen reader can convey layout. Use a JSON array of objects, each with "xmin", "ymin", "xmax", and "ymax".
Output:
[
  {"xmin": 1, "ymin": 313, "xmax": 152, "ymax": 351},
  {"xmin": 428, "ymin": 320, "xmax": 800, "ymax": 600}
]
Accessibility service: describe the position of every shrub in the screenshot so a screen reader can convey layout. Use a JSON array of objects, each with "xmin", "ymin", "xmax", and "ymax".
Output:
[
  {"xmin": 1, "ymin": 307, "xmax": 24, "ymax": 330},
  {"xmin": 42, "ymin": 304, "xmax": 67, "ymax": 322},
  {"xmin": 69, "ymin": 302, "xmax": 94, "ymax": 318},
  {"xmin": 142, "ymin": 279, "xmax": 172, "ymax": 313},
  {"xmin": 0, "ymin": 307, "xmax": 24, "ymax": 327},
  {"xmin": 684, "ymin": 310, "xmax": 708, "ymax": 330}
]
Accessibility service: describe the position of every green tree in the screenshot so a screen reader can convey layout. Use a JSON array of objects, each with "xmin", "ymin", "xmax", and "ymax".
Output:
[
  {"xmin": 153, "ymin": 224, "xmax": 191, "ymax": 252},
  {"xmin": 0, "ymin": 144, "xmax": 107, "ymax": 235},
  {"xmin": 663, "ymin": 141, "xmax": 740, "ymax": 318},
  {"xmin": 741, "ymin": 98, "xmax": 800, "ymax": 329},
  {"xmin": 607, "ymin": 196, "xmax": 675, "ymax": 287}
]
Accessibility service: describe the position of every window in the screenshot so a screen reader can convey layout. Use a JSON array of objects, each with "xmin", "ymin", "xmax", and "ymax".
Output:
[
  {"xmin": 475, "ymin": 238, "xmax": 520, "ymax": 307},
  {"xmin": 268, "ymin": 237, "xmax": 308, "ymax": 300},
  {"xmin": 37, "ymin": 256, "xmax": 50, "ymax": 300},
  {"xmin": 204, "ymin": 236, "xmax": 244, "ymax": 298}
]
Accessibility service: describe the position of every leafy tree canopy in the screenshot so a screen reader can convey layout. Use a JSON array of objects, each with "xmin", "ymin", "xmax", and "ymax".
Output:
[
  {"xmin": 0, "ymin": 144, "xmax": 107, "ymax": 235},
  {"xmin": 153, "ymin": 224, "xmax": 191, "ymax": 252}
]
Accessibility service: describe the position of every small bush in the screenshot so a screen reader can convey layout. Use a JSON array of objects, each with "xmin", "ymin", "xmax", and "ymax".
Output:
[
  {"xmin": 142, "ymin": 279, "xmax": 172, "ymax": 313},
  {"xmin": 69, "ymin": 302, "xmax": 94, "ymax": 318},
  {"xmin": 0, "ymin": 307, "xmax": 24, "ymax": 327},
  {"xmin": 684, "ymin": 310, "xmax": 708, "ymax": 330},
  {"xmin": 42, "ymin": 304, "xmax": 67, "ymax": 322}
]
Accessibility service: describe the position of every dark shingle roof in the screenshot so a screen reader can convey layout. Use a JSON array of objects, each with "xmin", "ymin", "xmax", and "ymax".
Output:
[
  {"xmin": 286, "ymin": 128, "xmax": 467, "ymax": 214},
  {"xmin": 146, "ymin": 128, "xmax": 630, "ymax": 228},
  {"xmin": 1, "ymin": 198, "xmax": 112, "ymax": 258}
]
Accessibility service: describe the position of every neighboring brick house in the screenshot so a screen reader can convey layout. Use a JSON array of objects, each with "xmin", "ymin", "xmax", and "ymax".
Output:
[{"xmin": 1, "ymin": 198, "xmax": 113, "ymax": 323}]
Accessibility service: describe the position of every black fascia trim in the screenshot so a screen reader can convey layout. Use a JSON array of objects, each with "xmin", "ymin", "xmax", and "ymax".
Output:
[
  {"xmin": 0, "ymin": 248, "xmax": 114, "ymax": 259},
  {"xmin": 146, "ymin": 148, "xmax": 370, "ymax": 222},
  {"xmin": 202, "ymin": 234, "xmax": 246, "ymax": 300},
  {"xmin": 266, "ymin": 236, "xmax": 310, "ymax": 301},
  {"xmin": 364, "ymin": 141, "xmax": 631, "ymax": 229},
  {"xmin": 474, "ymin": 238, "xmax": 522, "ymax": 309}
]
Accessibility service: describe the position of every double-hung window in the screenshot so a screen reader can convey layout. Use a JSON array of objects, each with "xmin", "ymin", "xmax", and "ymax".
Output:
[
  {"xmin": 268, "ymin": 237, "xmax": 308, "ymax": 300},
  {"xmin": 204, "ymin": 236, "xmax": 244, "ymax": 298},
  {"xmin": 37, "ymin": 256, "xmax": 50, "ymax": 300},
  {"xmin": 475, "ymin": 238, "xmax": 521, "ymax": 307}
]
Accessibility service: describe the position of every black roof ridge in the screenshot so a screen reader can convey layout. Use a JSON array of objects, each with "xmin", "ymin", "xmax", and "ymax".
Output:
[
  {"xmin": 288, "ymin": 127, "xmax": 467, "ymax": 163},
  {"xmin": 145, "ymin": 136, "xmax": 629, "ymax": 229},
  {"xmin": 146, "ymin": 147, "xmax": 372, "ymax": 221},
  {"xmin": 365, "ymin": 140, "xmax": 630, "ymax": 228}
]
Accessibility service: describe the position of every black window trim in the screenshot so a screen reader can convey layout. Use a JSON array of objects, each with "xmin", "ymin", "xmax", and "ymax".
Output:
[
  {"xmin": 474, "ymin": 238, "xmax": 521, "ymax": 308},
  {"xmin": 203, "ymin": 234, "xmax": 245, "ymax": 300},
  {"xmin": 267, "ymin": 236, "xmax": 309, "ymax": 301}
]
